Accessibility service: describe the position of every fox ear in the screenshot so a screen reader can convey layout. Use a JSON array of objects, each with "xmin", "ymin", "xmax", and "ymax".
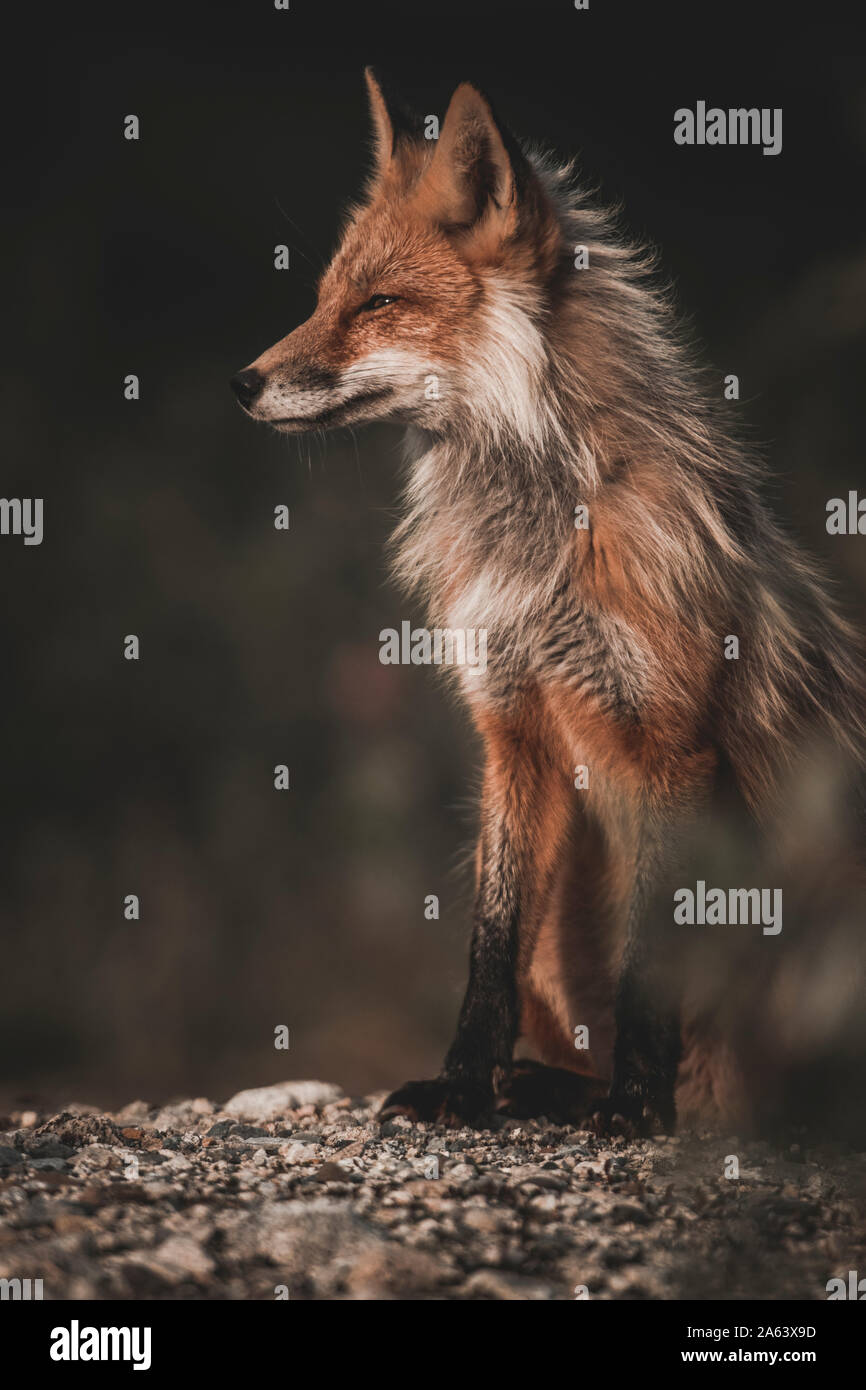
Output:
[
  {"xmin": 364, "ymin": 67, "xmax": 420, "ymax": 177},
  {"xmin": 424, "ymin": 83, "xmax": 527, "ymax": 228}
]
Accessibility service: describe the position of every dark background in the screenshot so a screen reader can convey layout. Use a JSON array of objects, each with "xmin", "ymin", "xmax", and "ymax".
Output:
[{"xmin": 2, "ymin": 0, "xmax": 865, "ymax": 1109}]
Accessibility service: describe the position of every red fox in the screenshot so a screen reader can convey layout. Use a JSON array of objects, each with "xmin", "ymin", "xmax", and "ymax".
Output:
[{"xmin": 233, "ymin": 72, "xmax": 866, "ymax": 1136}]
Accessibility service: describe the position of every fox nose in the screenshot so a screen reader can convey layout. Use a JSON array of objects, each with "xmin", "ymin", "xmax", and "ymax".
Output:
[{"xmin": 230, "ymin": 367, "xmax": 264, "ymax": 409}]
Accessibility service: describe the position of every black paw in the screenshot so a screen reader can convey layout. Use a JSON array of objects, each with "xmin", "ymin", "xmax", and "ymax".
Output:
[
  {"xmin": 586, "ymin": 1091, "xmax": 675, "ymax": 1138},
  {"xmin": 496, "ymin": 1060, "xmax": 608, "ymax": 1122},
  {"xmin": 378, "ymin": 1076, "xmax": 493, "ymax": 1127}
]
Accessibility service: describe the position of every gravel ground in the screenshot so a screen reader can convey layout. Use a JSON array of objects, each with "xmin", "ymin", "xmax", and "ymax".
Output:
[{"xmin": 1, "ymin": 1080, "xmax": 864, "ymax": 1300}]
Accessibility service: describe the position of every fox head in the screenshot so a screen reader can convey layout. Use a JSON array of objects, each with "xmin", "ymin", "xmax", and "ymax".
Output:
[{"xmin": 231, "ymin": 70, "xmax": 563, "ymax": 440}]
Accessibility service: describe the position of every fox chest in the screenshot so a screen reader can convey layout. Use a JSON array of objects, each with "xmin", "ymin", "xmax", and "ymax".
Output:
[{"xmin": 440, "ymin": 568, "xmax": 650, "ymax": 722}]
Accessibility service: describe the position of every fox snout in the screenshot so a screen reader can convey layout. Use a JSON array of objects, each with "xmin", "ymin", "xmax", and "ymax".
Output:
[
  {"xmin": 230, "ymin": 347, "xmax": 405, "ymax": 428},
  {"xmin": 230, "ymin": 355, "xmax": 350, "ymax": 432}
]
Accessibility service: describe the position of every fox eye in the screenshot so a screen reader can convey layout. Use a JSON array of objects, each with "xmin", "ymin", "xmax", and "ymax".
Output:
[{"xmin": 357, "ymin": 293, "xmax": 399, "ymax": 313}]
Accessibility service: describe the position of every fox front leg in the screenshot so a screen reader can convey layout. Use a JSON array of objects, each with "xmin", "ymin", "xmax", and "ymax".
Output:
[
  {"xmin": 591, "ymin": 820, "xmax": 683, "ymax": 1136},
  {"xmin": 380, "ymin": 729, "xmax": 564, "ymax": 1127},
  {"xmin": 379, "ymin": 819, "xmax": 522, "ymax": 1126}
]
